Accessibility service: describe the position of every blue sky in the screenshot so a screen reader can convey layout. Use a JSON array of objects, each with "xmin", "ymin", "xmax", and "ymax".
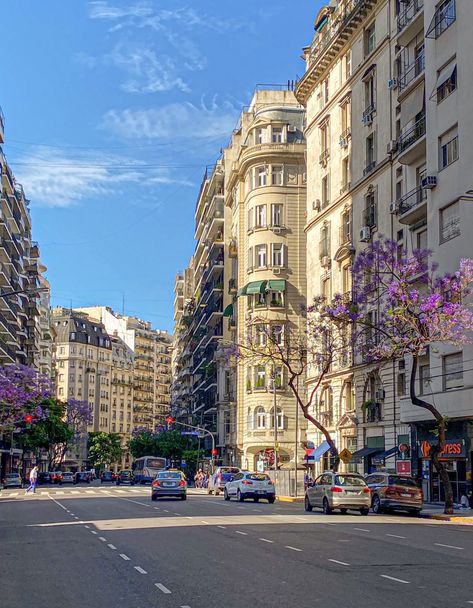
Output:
[{"xmin": 0, "ymin": 1, "xmax": 320, "ymax": 332}]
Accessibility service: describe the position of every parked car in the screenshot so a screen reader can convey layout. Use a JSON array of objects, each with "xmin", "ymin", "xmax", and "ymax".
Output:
[
  {"xmin": 305, "ymin": 472, "xmax": 371, "ymax": 515},
  {"xmin": 3, "ymin": 473, "xmax": 23, "ymax": 489},
  {"xmin": 100, "ymin": 471, "xmax": 116, "ymax": 483},
  {"xmin": 50, "ymin": 471, "xmax": 63, "ymax": 485},
  {"xmin": 151, "ymin": 470, "xmax": 187, "ymax": 501},
  {"xmin": 365, "ymin": 473, "xmax": 423, "ymax": 516},
  {"xmin": 208, "ymin": 467, "xmax": 240, "ymax": 495},
  {"xmin": 224, "ymin": 472, "xmax": 275, "ymax": 503},
  {"xmin": 37, "ymin": 472, "xmax": 51, "ymax": 485},
  {"xmin": 61, "ymin": 472, "xmax": 74, "ymax": 484},
  {"xmin": 116, "ymin": 470, "xmax": 135, "ymax": 485},
  {"xmin": 74, "ymin": 472, "xmax": 92, "ymax": 484}
]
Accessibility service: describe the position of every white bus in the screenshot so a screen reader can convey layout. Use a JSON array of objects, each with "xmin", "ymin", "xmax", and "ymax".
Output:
[{"xmin": 132, "ymin": 456, "xmax": 167, "ymax": 484}]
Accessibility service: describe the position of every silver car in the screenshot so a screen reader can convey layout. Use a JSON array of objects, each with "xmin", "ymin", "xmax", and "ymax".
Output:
[
  {"xmin": 151, "ymin": 470, "xmax": 187, "ymax": 501},
  {"xmin": 3, "ymin": 473, "xmax": 23, "ymax": 489},
  {"xmin": 305, "ymin": 471, "xmax": 371, "ymax": 515}
]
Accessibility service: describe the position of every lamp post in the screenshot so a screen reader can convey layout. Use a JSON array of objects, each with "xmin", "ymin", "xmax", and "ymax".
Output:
[{"xmin": 165, "ymin": 417, "xmax": 216, "ymax": 473}]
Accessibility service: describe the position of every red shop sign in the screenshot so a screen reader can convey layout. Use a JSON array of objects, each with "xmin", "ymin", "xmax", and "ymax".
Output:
[{"xmin": 396, "ymin": 460, "xmax": 412, "ymax": 476}]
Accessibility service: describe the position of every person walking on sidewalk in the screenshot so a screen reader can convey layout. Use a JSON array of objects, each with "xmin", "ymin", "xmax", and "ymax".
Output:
[{"xmin": 25, "ymin": 465, "xmax": 39, "ymax": 494}]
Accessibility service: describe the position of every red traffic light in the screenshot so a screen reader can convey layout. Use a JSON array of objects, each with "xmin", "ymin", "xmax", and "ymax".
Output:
[
  {"xmin": 25, "ymin": 414, "xmax": 33, "ymax": 424},
  {"xmin": 211, "ymin": 448, "xmax": 218, "ymax": 456},
  {"xmin": 166, "ymin": 416, "xmax": 175, "ymax": 424}
]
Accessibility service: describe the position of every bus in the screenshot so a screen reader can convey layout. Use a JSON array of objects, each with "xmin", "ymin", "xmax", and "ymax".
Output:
[{"xmin": 132, "ymin": 456, "xmax": 168, "ymax": 484}]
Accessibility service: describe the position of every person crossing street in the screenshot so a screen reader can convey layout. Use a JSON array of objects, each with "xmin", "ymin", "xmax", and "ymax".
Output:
[{"xmin": 25, "ymin": 465, "xmax": 39, "ymax": 494}]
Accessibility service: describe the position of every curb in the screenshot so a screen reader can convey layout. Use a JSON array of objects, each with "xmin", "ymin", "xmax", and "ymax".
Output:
[
  {"xmin": 425, "ymin": 514, "xmax": 473, "ymax": 525},
  {"xmin": 277, "ymin": 496, "xmax": 304, "ymax": 503}
]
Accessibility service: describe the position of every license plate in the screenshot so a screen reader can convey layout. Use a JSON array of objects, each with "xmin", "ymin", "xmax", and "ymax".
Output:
[
  {"xmin": 346, "ymin": 490, "xmax": 359, "ymax": 495},
  {"xmin": 401, "ymin": 493, "xmax": 410, "ymax": 497},
  {"xmin": 163, "ymin": 482, "xmax": 174, "ymax": 487}
]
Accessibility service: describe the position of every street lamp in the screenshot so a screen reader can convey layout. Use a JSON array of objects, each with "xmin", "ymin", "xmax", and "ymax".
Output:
[
  {"xmin": 162, "ymin": 416, "xmax": 216, "ymax": 472},
  {"xmin": 0, "ymin": 287, "xmax": 48, "ymax": 299}
]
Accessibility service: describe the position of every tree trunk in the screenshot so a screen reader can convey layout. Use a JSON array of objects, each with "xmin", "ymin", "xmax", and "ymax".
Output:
[{"xmin": 410, "ymin": 355, "xmax": 454, "ymax": 515}]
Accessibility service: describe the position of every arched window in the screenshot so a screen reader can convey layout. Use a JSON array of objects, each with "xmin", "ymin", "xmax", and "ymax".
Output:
[
  {"xmin": 269, "ymin": 406, "xmax": 284, "ymax": 430},
  {"xmin": 255, "ymin": 406, "xmax": 267, "ymax": 430}
]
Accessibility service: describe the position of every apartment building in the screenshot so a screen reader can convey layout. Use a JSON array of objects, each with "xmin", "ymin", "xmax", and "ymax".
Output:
[
  {"xmin": 297, "ymin": 0, "xmax": 472, "ymax": 499},
  {"xmin": 110, "ymin": 336, "xmax": 134, "ymax": 469},
  {"xmin": 223, "ymin": 88, "xmax": 308, "ymax": 470},
  {"xmin": 36, "ymin": 269, "xmax": 56, "ymax": 378}
]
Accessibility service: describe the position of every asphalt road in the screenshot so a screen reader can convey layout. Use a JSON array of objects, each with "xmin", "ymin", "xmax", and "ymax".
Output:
[{"xmin": 1, "ymin": 484, "xmax": 473, "ymax": 608}]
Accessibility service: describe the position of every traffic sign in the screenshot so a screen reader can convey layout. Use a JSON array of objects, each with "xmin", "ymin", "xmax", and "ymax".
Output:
[
  {"xmin": 338, "ymin": 448, "xmax": 353, "ymax": 464},
  {"xmin": 180, "ymin": 431, "xmax": 199, "ymax": 436}
]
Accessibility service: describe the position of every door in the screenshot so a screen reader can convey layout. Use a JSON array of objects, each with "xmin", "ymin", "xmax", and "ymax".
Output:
[
  {"xmin": 230, "ymin": 473, "xmax": 243, "ymax": 496},
  {"xmin": 308, "ymin": 475, "xmax": 322, "ymax": 506},
  {"xmin": 319, "ymin": 473, "xmax": 333, "ymax": 506}
]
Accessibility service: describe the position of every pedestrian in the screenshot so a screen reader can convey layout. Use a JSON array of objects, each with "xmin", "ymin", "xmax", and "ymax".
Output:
[{"xmin": 25, "ymin": 465, "xmax": 39, "ymax": 494}]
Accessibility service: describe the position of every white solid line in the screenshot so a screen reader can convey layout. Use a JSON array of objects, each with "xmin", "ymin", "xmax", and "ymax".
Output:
[
  {"xmin": 186, "ymin": 516, "xmax": 193, "ymax": 519},
  {"xmin": 380, "ymin": 575, "xmax": 410, "ymax": 584},
  {"xmin": 435, "ymin": 543, "xmax": 464, "ymax": 550},
  {"xmin": 386, "ymin": 534, "xmax": 406, "ymax": 539},
  {"xmin": 354, "ymin": 528, "xmax": 370, "ymax": 532},
  {"xmin": 119, "ymin": 554, "xmax": 130, "ymax": 561},
  {"xmin": 327, "ymin": 523, "xmax": 337, "ymax": 526},
  {"xmin": 155, "ymin": 583, "xmax": 172, "ymax": 594},
  {"xmin": 236, "ymin": 531, "xmax": 247, "ymax": 535},
  {"xmin": 91, "ymin": 531, "xmax": 98, "ymax": 535},
  {"xmin": 217, "ymin": 525, "xmax": 226, "ymax": 529},
  {"xmin": 328, "ymin": 559, "xmax": 349, "ymax": 566},
  {"xmin": 285, "ymin": 546, "xmax": 302, "ymax": 552},
  {"xmin": 134, "ymin": 566, "xmax": 147, "ymax": 574},
  {"xmin": 259, "ymin": 538, "xmax": 274, "ymax": 543},
  {"xmin": 337, "ymin": 539, "xmax": 351, "ymax": 542},
  {"xmin": 107, "ymin": 544, "xmax": 117, "ymax": 550},
  {"xmin": 99, "ymin": 537, "xmax": 107, "ymax": 542}
]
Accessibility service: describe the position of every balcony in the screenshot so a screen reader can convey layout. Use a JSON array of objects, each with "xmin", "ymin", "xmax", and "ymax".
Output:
[
  {"xmin": 340, "ymin": 181, "xmax": 351, "ymax": 196},
  {"xmin": 339, "ymin": 128, "xmax": 351, "ymax": 148},
  {"xmin": 319, "ymin": 148, "xmax": 330, "ymax": 167},
  {"xmin": 397, "ymin": 0, "xmax": 424, "ymax": 46},
  {"xmin": 426, "ymin": 0, "xmax": 455, "ymax": 39},
  {"xmin": 228, "ymin": 239, "xmax": 238, "ymax": 258},
  {"xmin": 362, "ymin": 103, "xmax": 376, "ymax": 125},
  {"xmin": 228, "ymin": 278, "xmax": 238, "ymax": 294},
  {"xmin": 339, "ymin": 225, "xmax": 352, "ymax": 246},
  {"xmin": 396, "ymin": 185, "xmax": 427, "ymax": 225},
  {"xmin": 363, "ymin": 161, "xmax": 376, "ymax": 177},
  {"xmin": 398, "ymin": 116, "xmax": 426, "ymax": 164},
  {"xmin": 398, "ymin": 52, "xmax": 425, "ymax": 95}
]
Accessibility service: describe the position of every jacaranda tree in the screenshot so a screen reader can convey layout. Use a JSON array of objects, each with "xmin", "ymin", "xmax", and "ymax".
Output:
[{"xmin": 326, "ymin": 237, "xmax": 473, "ymax": 513}]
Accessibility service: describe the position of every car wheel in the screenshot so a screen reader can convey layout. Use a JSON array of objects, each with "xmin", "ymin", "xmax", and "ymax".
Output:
[
  {"xmin": 304, "ymin": 495, "xmax": 313, "ymax": 512},
  {"xmin": 224, "ymin": 489, "xmax": 230, "ymax": 501},
  {"xmin": 340, "ymin": 508, "xmax": 348, "ymax": 515},
  {"xmin": 254, "ymin": 497, "xmax": 259, "ymax": 502},
  {"xmin": 215, "ymin": 490, "xmax": 220, "ymax": 496},
  {"xmin": 360, "ymin": 507, "xmax": 369, "ymax": 516},
  {"xmin": 267, "ymin": 495, "xmax": 275, "ymax": 504},
  {"xmin": 181, "ymin": 494, "xmax": 187, "ymax": 501},
  {"xmin": 237, "ymin": 489, "xmax": 245, "ymax": 503},
  {"xmin": 409, "ymin": 509, "xmax": 421, "ymax": 517},
  {"xmin": 208, "ymin": 488, "xmax": 213, "ymax": 495},
  {"xmin": 323, "ymin": 498, "xmax": 332, "ymax": 515},
  {"xmin": 372, "ymin": 494, "xmax": 383, "ymax": 514},
  {"xmin": 151, "ymin": 494, "xmax": 157, "ymax": 501}
]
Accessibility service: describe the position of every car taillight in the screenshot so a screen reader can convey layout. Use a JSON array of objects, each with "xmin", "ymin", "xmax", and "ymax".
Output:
[
  {"xmin": 179, "ymin": 480, "xmax": 186, "ymax": 487},
  {"xmin": 330, "ymin": 486, "xmax": 343, "ymax": 493},
  {"xmin": 363, "ymin": 487, "xmax": 371, "ymax": 494},
  {"xmin": 152, "ymin": 480, "xmax": 160, "ymax": 487},
  {"xmin": 242, "ymin": 480, "xmax": 253, "ymax": 485}
]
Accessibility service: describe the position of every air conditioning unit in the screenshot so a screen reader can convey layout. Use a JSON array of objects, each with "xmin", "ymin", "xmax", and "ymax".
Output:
[
  {"xmin": 388, "ymin": 78, "xmax": 398, "ymax": 90},
  {"xmin": 272, "ymin": 267, "xmax": 281, "ymax": 275},
  {"xmin": 362, "ymin": 114, "xmax": 372, "ymax": 125},
  {"xmin": 375, "ymin": 389, "xmax": 386, "ymax": 401},
  {"xmin": 273, "ymin": 226, "xmax": 282, "ymax": 234},
  {"xmin": 389, "ymin": 201, "xmax": 399, "ymax": 214},
  {"xmin": 321, "ymin": 255, "xmax": 331, "ymax": 268},
  {"xmin": 360, "ymin": 226, "xmax": 371, "ymax": 242},
  {"xmin": 312, "ymin": 199, "xmax": 321, "ymax": 211},
  {"xmin": 387, "ymin": 140, "xmax": 398, "ymax": 155},
  {"xmin": 421, "ymin": 175, "xmax": 437, "ymax": 189},
  {"xmin": 287, "ymin": 125, "xmax": 297, "ymax": 133}
]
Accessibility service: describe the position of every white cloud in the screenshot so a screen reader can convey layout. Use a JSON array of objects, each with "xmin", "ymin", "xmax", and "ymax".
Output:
[
  {"xmin": 13, "ymin": 147, "xmax": 192, "ymax": 208},
  {"xmin": 101, "ymin": 98, "xmax": 239, "ymax": 140}
]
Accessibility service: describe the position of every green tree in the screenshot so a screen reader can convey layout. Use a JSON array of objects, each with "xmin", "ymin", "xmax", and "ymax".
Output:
[
  {"xmin": 128, "ymin": 430, "xmax": 202, "ymax": 468},
  {"xmin": 87, "ymin": 432, "xmax": 123, "ymax": 471}
]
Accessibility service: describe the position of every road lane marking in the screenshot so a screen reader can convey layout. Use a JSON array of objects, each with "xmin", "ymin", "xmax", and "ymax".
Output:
[
  {"xmin": 174, "ymin": 512, "xmax": 181, "ymax": 516},
  {"xmin": 259, "ymin": 538, "xmax": 274, "ymax": 543},
  {"xmin": 84, "ymin": 525, "xmax": 90, "ymax": 529},
  {"xmin": 117, "ymin": 497, "xmax": 151, "ymax": 508},
  {"xmin": 354, "ymin": 528, "xmax": 370, "ymax": 532},
  {"xmin": 155, "ymin": 583, "xmax": 171, "ymax": 594},
  {"xmin": 337, "ymin": 539, "xmax": 350, "ymax": 542},
  {"xmin": 386, "ymin": 534, "xmax": 406, "ymax": 539},
  {"xmin": 91, "ymin": 531, "xmax": 98, "ymax": 535},
  {"xmin": 328, "ymin": 559, "xmax": 349, "ymax": 566},
  {"xmin": 74, "ymin": 516, "xmax": 79, "ymax": 520},
  {"xmin": 181, "ymin": 605, "xmax": 191, "ymax": 608},
  {"xmin": 253, "ymin": 509, "xmax": 262, "ymax": 512},
  {"xmin": 107, "ymin": 544, "xmax": 117, "ymax": 550},
  {"xmin": 435, "ymin": 543, "xmax": 464, "ymax": 550},
  {"xmin": 201, "ymin": 520, "xmax": 210, "ymax": 524},
  {"xmin": 119, "ymin": 554, "xmax": 130, "ymax": 561},
  {"xmin": 236, "ymin": 531, "xmax": 247, "ymax": 535},
  {"xmin": 217, "ymin": 525, "xmax": 226, "ymax": 529},
  {"xmin": 99, "ymin": 537, "xmax": 107, "ymax": 542},
  {"xmin": 327, "ymin": 523, "xmax": 337, "ymax": 526},
  {"xmin": 85, "ymin": 490, "xmax": 95, "ymax": 494},
  {"xmin": 163, "ymin": 509, "xmax": 169, "ymax": 513},
  {"xmin": 71, "ymin": 491, "xmax": 80, "ymax": 494},
  {"xmin": 285, "ymin": 546, "xmax": 302, "ymax": 552},
  {"xmin": 55, "ymin": 491, "xmax": 64, "ymax": 495},
  {"xmin": 134, "ymin": 566, "xmax": 147, "ymax": 574},
  {"xmin": 381, "ymin": 575, "xmax": 410, "ymax": 584}
]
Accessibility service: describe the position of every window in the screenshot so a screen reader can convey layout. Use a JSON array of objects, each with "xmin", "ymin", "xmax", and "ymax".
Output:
[
  {"xmin": 272, "ymin": 243, "xmax": 284, "ymax": 267},
  {"xmin": 272, "ymin": 127, "xmax": 283, "ymax": 143},
  {"xmin": 341, "ymin": 156, "xmax": 350, "ymax": 191},
  {"xmin": 59, "ymin": 360, "xmax": 65, "ymax": 368},
  {"xmin": 323, "ymin": 77, "xmax": 330, "ymax": 103},
  {"xmin": 59, "ymin": 346, "xmax": 65, "ymax": 355},
  {"xmin": 364, "ymin": 76, "xmax": 375, "ymax": 110},
  {"xmin": 419, "ymin": 364, "xmax": 431, "ymax": 395},
  {"xmin": 254, "ymin": 367, "xmax": 266, "ymax": 391},
  {"xmin": 271, "ymin": 324, "xmax": 284, "ymax": 345},
  {"xmin": 255, "ymin": 205, "xmax": 266, "ymax": 228},
  {"xmin": 439, "ymin": 126, "xmax": 458, "ymax": 169},
  {"xmin": 257, "ymin": 166, "xmax": 267, "ymax": 187},
  {"xmin": 255, "ymin": 325, "xmax": 267, "ymax": 347},
  {"xmin": 341, "ymin": 102, "xmax": 350, "ymax": 136},
  {"xmin": 342, "ymin": 264, "xmax": 351, "ymax": 293},
  {"xmin": 255, "ymin": 128, "xmax": 264, "ymax": 144},
  {"xmin": 443, "ymin": 352, "xmax": 463, "ymax": 390},
  {"xmin": 271, "ymin": 203, "xmax": 282, "ymax": 227},
  {"xmin": 344, "ymin": 50, "xmax": 352, "ymax": 79},
  {"xmin": 365, "ymin": 22, "xmax": 376, "ymax": 55},
  {"xmin": 322, "ymin": 277, "xmax": 331, "ymax": 301},
  {"xmin": 319, "ymin": 222, "xmax": 331, "ymax": 258},
  {"xmin": 340, "ymin": 209, "xmax": 351, "ymax": 244},
  {"xmin": 427, "ymin": 0, "xmax": 456, "ymax": 38},
  {"xmin": 272, "ymin": 165, "xmax": 283, "ymax": 186},
  {"xmin": 255, "ymin": 406, "xmax": 267, "ymax": 429},
  {"xmin": 247, "ymin": 207, "xmax": 253, "ymax": 231},
  {"xmin": 70, "ymin": 332, "xmax": 76, "ymax": 341},
  {"xmin": 255, "ymin": 292, "xmax": 266, "ymax": 308},
  {"xmin": 364, "ymin": 191, "xmax": 377, "ymax": 228},
  {"xmin": 417, "ymin": 229, "xmax": 428, "ymax": 250},
  {"xmin": 247, "ymin": 246, "xmax": 254, "ymax": 271},
  {"xmin": 255, "ymin": 244, "xmax": 267, "ymax": 268},
  {"xmin": 320, "ymin": 122, "xmax": 329, "ymax": 157},
  {"xmin": 58, "ymin": 387, "xmax": 64, "ymax": 396},
  {"xmin": 437, "ymin": 64, "xmax": 457, "ymax": 103},
  {"xmin": 366, "ymin": 133, "xmax": 376, "ymax": 168},
  {"xmin": 269, "ymin": 290, "xmax": 284, "ymax": 308},
  {"xmin": 321, "ymin": 174, "xmax": 330, "ymax": 207},
  {"xmin": 270, "ymin": 406, "xmax": 284, "ymax": 429},
  {"xmin": 440, "ymin": 201, "xmax": 460, "ymax": 242},
  {"xmin": 59, "ymin": 373, "xmax": 64, "ymax": 382}
]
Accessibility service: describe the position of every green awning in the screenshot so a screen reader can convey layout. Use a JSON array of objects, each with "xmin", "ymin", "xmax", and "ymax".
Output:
[
  {"xmin": 266, "ymin": 280, "xmax": 286, "ymax": 292},
  {"xmin": 223, "ymin": 303, "xmax": 234, "ymax": 317},
  {"xmin": 246, "ymin": 280, "xmax": 267, "ymax": 295},
  {"xmin": 236, "ymin": 285, "xmax": 247, "ymax": 297}
]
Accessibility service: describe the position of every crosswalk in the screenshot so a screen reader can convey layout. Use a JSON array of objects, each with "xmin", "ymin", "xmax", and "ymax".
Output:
[{"xmin": 0, "ymin": 486, "xmax": 151, "ymax": 500}]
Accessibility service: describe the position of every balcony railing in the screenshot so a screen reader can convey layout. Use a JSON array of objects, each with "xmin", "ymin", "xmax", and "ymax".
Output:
[
  {"xmin": 426, "ymin": 0, "xmax": 455, "ymax": 39},
  {"xmin": 362, "ymin": 103, "xmax": 376, "ymax": 123},
  {"xmin": 363, "ymin": 161, "xmax": 376, "ymax": 176},
  {"xmin": 398, "ymin": 52, "xmax": 425, "ymax": 92},
  {"xmin": 398, "ymin": 185, "xmax": 427, "ymax": 216},
  {"xmin": 397, "ymin": 0, "xmax": 423, "ymax": 32},
  {"xmin": 398, "ymin": 115, "xmax": 426, "ymax": 153},
  {"xmin": 339, "ymin": 225, "xmax": 352, "ymax": 246},
  {"xmin": 340, "ymin": 181, "xmax": 351, "ymax": 196},
  {"xmin": 319, "ymin": 148, "xmax": 330, "ymax": 166}
]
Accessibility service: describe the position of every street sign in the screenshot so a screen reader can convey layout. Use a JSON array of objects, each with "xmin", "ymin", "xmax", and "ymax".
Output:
[
  {"xmin": 338, "ymin": 448, "xmax": 353, "ymax": 464},
  {"xmin": 396, "ymin": 460, "xmax": 412, "ymax": 476},
  {"xmin": 180, "ymin": 431, "xmax": 199, "ymax": 437}
]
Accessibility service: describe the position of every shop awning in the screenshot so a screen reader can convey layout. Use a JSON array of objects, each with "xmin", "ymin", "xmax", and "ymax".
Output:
[
  {"xmin": 266, "ymin": 279, "xmax": 286, "ymax": 292},
  {"xmin": 307, "ymin": 440, "xmax": 331, "ymax": 463},
  {"xmin": 246, "ymin": 280, "xmax": 267, "ymax": 295},
  {"xmin": 350, "ymin": 447, "xmax": 383, "ymax": 464},
  {"xmin": 236, "ymin": 285, "xmax": 248, "ymax": 297},
  {"xmin": 223, "ymin": 303, "xmax": 234, "ymax": 317},
  {"xmin": 371, "ymin": 446, "xmax": 398, "ymax": 463},
  {"xmin": 400, "ymin": 83, "xmax": 425, "ymax": 128},
  {"xmin": 430, "ymin": 63, "xmax": 456, "ymax": 99}
]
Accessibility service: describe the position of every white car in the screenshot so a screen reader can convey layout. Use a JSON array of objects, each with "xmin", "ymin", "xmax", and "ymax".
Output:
[{"xmin": 224, "ymin": 472, "xmax": 275, "ymax": 503}]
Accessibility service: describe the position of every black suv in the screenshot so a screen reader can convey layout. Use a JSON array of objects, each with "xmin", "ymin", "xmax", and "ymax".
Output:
[{"xmin": 116, "ymin": 470, "xmax": 135, "ymax": 485}]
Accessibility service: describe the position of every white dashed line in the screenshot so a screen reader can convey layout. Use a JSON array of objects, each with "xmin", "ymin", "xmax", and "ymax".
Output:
[
  {"xmin": 435, "ymin": 543, "xmax": 464, "ymax": 550},
  {"xmin": 236, "ymin": 531, "xmax": 247, "ymax": 535},
  {"xmin": 74, "ymin": 516, "xmax": 79, "ymax": 520},
  {"xmin": 163, "ymin": 509, "xmax": 169, "ymax": 513},
  {"xmin": 354, "ymin": 528, "xmax": 370, "ymax": 532},
  {"xmin": 217, "ymin": 525, "xmax": 226, "ymax": 529},
  {"xmin": 174, "ymin": 512, "xmax": 181, "ymax": 516},
  {"xmin": 181, "ymin": 605, "xmax": 191, "ymax": 608},
  {"xmin": 134, "ymin": 566, "xmax": 147, "ymax": 574},
  {"xmin": 107, "ymin": 544, "xmax": 117, "ymax": 550},
  {"xmin": 91, "ymin": 531, "xmax": 98, "ymax": 535},
  {"xmin": 155, "ymin": 583, "xmax": 172, "ymax": 594},
  {"xmin": 259, "ymin": 538, "xmax": 274, "ymax": 543},
  {"xmin": 99, "ymin": 537, "xmax": 107, "ymax": 542},
  {"xmin": 386, "ymin": 534, "xmax": 406, "ymax": 539},
  {"xmin": 119, "ymin": 554, "xmax": 130, "ymax": 561},
  {"xmin": 328, "ymin": 559, "xmax": 350, "ymax": 566},
  {"xmin": 253, "ymin": 509, "xmax": 262, "ymax": 512},
  {"xmin": 71, "ymin": 491, "xmax": 80, "ymax": 494},
  {"xmin": 380, "ymin": 575, "xmax": 410, "ymax": 584},
  {"xmin": 337, "ymin": 539, "xmax": 350, "ymax": 542},
  {"xmin": 285, "ymin": 546, "xmax": 302, "ymax": 552},
  {"xmin": 84, "ymin": 525, "xmax": 90, "ymax": 529}
]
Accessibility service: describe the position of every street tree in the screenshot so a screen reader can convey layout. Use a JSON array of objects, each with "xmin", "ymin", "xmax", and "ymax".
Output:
[
  {"xmin": 128, "ymin": 430, "xmax": 203, "ymax": 469},
  {"xmin": 87, "ymin": 432, "xmax": 123, "ymax": 471},
  {"xmin": 326, "ymin": 237, "xmax": 473, "ymax": 513}
]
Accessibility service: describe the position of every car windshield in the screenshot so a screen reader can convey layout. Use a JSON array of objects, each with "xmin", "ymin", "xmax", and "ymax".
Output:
[
  {"xmin": 334, "ymin": 475, "xmax": 366, "ymax": 487},
  {"xmin": 389, "ymin": 476, "xmax": 418, "ymax": 487},
  {"xmin": 247, "ymin": 474, "xmax": 270, "ymax": 481},
  {"xmin": 147, "ymin": 459, "xmax": 166, "ymax": 469},
  {"xmin": 120, "ymin": 471, "xmax": 131, "ymax": 476},
  {"xmin": 157, "ymin": 472, "xmax": 182, "ymax": 479},
  {"xmin": 6, "ymin": 474, "xmax": 19, "ymax": 478},
  {"xmin": 221, "ymin": 467, "xmax": 240, "ymax": 473}
]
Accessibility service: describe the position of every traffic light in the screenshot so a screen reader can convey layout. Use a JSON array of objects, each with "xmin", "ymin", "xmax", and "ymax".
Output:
[
  {"xmin": 166, "ymin": 415, "xmax": 175, "ymax": 429},
  {"xmin": 25, "ymin": 414, "xmax": 33, "ymax": 429},
  {"xmin": 211, "ymin": 448, "xmax": 218, "ymax": 456}
]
